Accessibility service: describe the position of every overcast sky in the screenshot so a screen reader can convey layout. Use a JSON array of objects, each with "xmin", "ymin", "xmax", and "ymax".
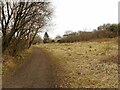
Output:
[{"xmin": 40, "ymin": 0, "xmax": 119, "ymax": 39}]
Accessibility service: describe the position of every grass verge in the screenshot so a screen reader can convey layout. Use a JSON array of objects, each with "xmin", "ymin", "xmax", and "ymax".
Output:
[{"xmin": 2, "ymin": 47, "xmax": 33, "ymax": 78}]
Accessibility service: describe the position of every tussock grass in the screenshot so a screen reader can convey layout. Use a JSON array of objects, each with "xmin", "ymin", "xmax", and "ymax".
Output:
[{"xmin": 38, "ymin": 38, "xmax": 118, "ymax": 88}]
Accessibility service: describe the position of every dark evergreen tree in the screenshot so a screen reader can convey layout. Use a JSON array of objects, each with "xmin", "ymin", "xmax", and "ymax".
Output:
[{"xmin": 43, "ymin": 32, "xmax": 49, "ymax": 43}]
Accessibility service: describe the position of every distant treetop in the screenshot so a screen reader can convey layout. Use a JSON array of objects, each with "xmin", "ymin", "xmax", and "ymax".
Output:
[{"xmin": 44, "ymin": 32, "xmax": 49, "ymax": 38}]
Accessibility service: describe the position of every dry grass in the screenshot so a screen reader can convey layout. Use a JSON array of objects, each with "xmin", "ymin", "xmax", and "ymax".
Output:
[
  {"xmin": 37, "ymin": 38, "xmax": 118, "ymax": 88},
  {"xmin": 2, "ymin": 47, "xmax": 33, "ymax": 77}
]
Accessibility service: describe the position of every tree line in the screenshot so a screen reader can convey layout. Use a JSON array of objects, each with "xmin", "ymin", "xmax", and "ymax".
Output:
[
  {"xmin": 57, "ymin": 23, "xmax": 119, "ymax": 43},
  {"xmin": 39, "ymin": 23, "xmax": 119, "ymax": 43}
]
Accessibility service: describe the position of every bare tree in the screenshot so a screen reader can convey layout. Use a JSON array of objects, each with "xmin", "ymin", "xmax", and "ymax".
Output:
[{"xmin": 0, "ymin": 1, "xmax": 53, "ymax": 55}]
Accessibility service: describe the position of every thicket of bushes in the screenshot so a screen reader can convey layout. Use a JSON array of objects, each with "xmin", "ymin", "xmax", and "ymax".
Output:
[{"xmin": 59, "ymin": 24, "xmax": 118, "ymax": 43}]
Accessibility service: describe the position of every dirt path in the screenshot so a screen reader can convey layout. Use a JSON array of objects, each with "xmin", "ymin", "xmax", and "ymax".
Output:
[{"xmin": 3, "ymin": 47, "xmax": 55, "ymax": 88}]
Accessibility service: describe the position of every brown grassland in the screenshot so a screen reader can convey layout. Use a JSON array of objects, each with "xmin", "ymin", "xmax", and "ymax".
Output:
[{"xmin": 37, "ymin": 38, "xmax": 118, "ymax": 88}]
